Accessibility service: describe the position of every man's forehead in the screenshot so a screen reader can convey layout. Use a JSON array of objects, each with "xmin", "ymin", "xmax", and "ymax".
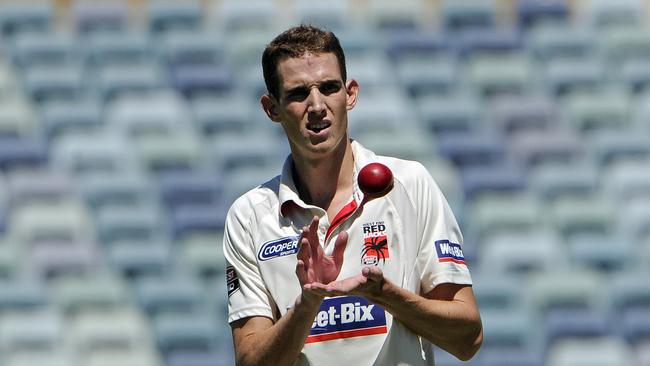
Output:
[{"xmin": 277, "ymin": 52, "xmax": 342, "ymax": 86}]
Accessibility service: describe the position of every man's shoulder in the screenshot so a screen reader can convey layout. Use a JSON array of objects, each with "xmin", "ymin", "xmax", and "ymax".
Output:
[
  {"xmin": 227, "ymin": 174, "xmax": 281, "ymax": 217},
  {"xmin": 375, "ymin": 155, "xmax": 431, "ymax": 187}
]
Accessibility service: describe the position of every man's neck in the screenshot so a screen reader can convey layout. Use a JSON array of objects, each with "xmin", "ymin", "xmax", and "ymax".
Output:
[{"xmin": 291, "ymin": 139, "xmax": 355, "ymax": 213}]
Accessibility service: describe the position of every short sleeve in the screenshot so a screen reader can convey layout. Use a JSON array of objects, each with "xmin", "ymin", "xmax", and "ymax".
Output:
[
  {"xmin": 223, "ymin": 201, "xmax": 275, "ymax": 323},
  {"xmin": 412, "ymin": 163, "xmax": 472, "ymax": 294}
]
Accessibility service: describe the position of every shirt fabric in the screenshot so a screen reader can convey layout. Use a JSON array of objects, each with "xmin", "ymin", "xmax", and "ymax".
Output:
[{"xmin": 223, "ymin": 140, "xmax": 472, "ymax": 366}]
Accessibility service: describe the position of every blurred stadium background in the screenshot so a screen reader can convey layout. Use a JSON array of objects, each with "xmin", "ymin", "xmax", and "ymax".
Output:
[{"xmin": 0, "ymin": 0, "xmax": 650, "ymax": 365}]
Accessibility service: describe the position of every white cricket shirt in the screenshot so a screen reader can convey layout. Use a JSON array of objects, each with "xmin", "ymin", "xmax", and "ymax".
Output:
[{"xmin": 224, "ymin": 141, "xmax": 472, "ymax": 366}]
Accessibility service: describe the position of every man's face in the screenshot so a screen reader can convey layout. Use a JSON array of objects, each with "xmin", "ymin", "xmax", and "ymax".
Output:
[{"xmin": 265, "ymin": 52, "xmax": 358, "ymax": 159}]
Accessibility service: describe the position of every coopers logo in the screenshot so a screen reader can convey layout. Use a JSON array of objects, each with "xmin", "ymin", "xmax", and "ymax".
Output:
[
  {"xmin": 306, "ymin": 296, "xmax": 387, "ymax": 343},
  {"xmin": 258, "ymin": 236, "xmax": 300, "ymax": 261},
  {"xmin": 435, "ymin": 240, "xmax": 466, "ymax": 265}
]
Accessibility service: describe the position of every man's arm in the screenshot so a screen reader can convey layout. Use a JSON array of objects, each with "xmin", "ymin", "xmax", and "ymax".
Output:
[
  {"xmin": 305, "ymin": 266, "xmax": 483, "ymax": 361},
  {"xmin": 229, "ymin": 217, "xmax": 348, "ymax": 366}
]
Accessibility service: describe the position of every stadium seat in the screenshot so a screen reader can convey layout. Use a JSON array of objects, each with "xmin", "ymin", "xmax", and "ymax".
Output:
[
  {"xmin": 79, "ymin": 171, "xmax": 154, "ymax": 212},
  {"xmin": 441, "ymin": 0, "xmax": 496, "ymax": 33},
  {"xmin": 40, "ymin": 97, "xmax": 103, "ymax": 141},
  {"xmin": 616, "ymin": 197, "xmax": 650, "ymax": 242},
  {"xmin": 567, "ymin": 233, "xmax": 633, "ymax": 273},
  {"xmin": 9, "ymin": 200, "xmax": 93, "ymax": 245},
  {"xmin": 153, "ymin": 311, "xmax": 221, "ymax": 355},
  {"xmin": 0, "ymin": 96, "xmax": 39, "ymax": 137},
  {"xmin": 563, "ymin": 88, "xmax": 632, "ymax": 133},
  {"xmin": 210, "ymin": 132, "xmax": 286, "ymax": 175},
  {"xmin": 134, "ymin": 273, "xmax": 206, "ymax": 317},
  {"xmin": 6, "ymin": 169, "xmax": 74, "ymax": 207},
  {"xmin": 217, "ymin": 0, "xmax": 277, "ymax": 34},
  {"xmin": 488, "ymin": 94, "xmax": 558, "ymax": 134},
  {"xmin": 602, "ymin": 159, "xmax": 650, "ymax": 204},
  {"xmin": 453, "ymin": 28, "xmax": 522, "ymax": 58},
  {"xmin": 528, "ymin": 159, "xmax": 599, "ymax": 202},
  {"xmin": 83, "ymin": 31, "xmax": 153, "ymax": 67},
  {"xmin": 356, "ymin": 128, "xmax": 433, "ymax": 162},
  {"xmin": 293, "ymin": 0, "xmax": 350, "ymax": 31},
  {"xmin": 28, "ymin": 240, "xmax": 99, "ymax": 279},
  {"xmin": 470, "ymin": 271, "xmax": 525, "ymax": 311},
  {"xmin": 544, "ymin": 308, "xmax": 613, "ymax": 348},
  {"xmin": 23, "ymin": 63, "xmax": 86, "ymax": 103},
  {"xmin": 167, "ymin": 349, "xmax": 232, "ymax": 366},
  {"xmin": 222, "ymin": 166, "xmax": 280, "ymax": 206},
  {"xmin": 346, "ymin": 52, "xmax": 398, "ymax": 96},
  {"xmin": 0, "ymin": 60, "xmax": 21, "ymax": 100},
  {"xmin": 637, "ymin": 341, "xmax": 650, "ymax": 366},
  {"xmin": 170, "ymin": 63, "xmax": 234, "ymax": 98},
  {"xmin": 0, "ymin": 277, "xmax": 47, "ymax": 311},
  {"xmin": 0, "ymin": 1, "xmax": 53, "ymax": 37},
  {"xmin": 108, "ymin": 239, "xmax": 172, "ymax": 278},
  {"xmin": 438, "ymin": 130, "xmax": 507, "ymax": 169},
  {"xmin": 544, "ymin": 58, "xmax": 605, "ymax": 96},
  {"xmin": 460, "ymin": 161, "xmax": 527, "ymax": 200},
  {"xmin": 517, "ymin": 0, "xmax": 569, "ymax": 30},
  {"xmin": 606, "ymin": 269, "xmax": 650, "ymax": 317},
  {"xmin": 178, "ymin": 235, "xmax": 227, "ymax": 278},
  {"xmin": 49, "ymin": 273, "xmax": 131, "ymax": 315},
  {"xmin": 548, "ymin": 195, "xmax": 616, "ymax": 238},
  {"xmin": 0, "ymin": 308, "xmax": 64, "ymax": 356},
  {"xmin": 463, "ymin": 53, "xmax": 534, "ymax": 97},
  {"xmin": 480, "ymin": 307, "xmax": 538, "ymax": 351},
  {"xmin": 0, "ymin": 238, "xmax": 22, "ymax": 277},
  {"xmin": 95, "ymin": 204, "xmax": 165, "ymax": 245},
  {"xmin": 3, "ymin": 351, "xmax": 75, "ymax": 366},
  {"xmin": 619, "ymin": 59, "xmax": 650, "ymax": 93},
  {"xmin": 147, "ymin": 0, "xmax": 203, "ymax": 35},
  {"xmin": 588, "ymin": 130, "xmax": 650, "ymax": 168},
  {"xmin": 478, "ymin": 229, "xmax": 564, "ymax": 275},
  {"xmin": 415, "ymin": 91, "xmax": 481, "ymax": 134},
  {"xmin": 588, "ymin": 0, "xmax": 643, "ymax": 27},
  {"xmin": 481, "ymin": 347, "xmax": 543, "ymax": 366},
  {"xmin": 600, "ymin": 25, "xmax": 650, "ymax": 64},
  {"xmin": 156, "ymin": 30, "xmax": 225, "ymax": 69},
  {"xmin": 170, "ymin": 203, "xmax": 227, "ymax": 240},
  {"xmin": 94, "ymin": 63, "xmax": 168, "ymax": 102},
  {"xmin": 619, "ymin": 308, "xmax": 650, "ymax": 345},
  {"xmin": 546, "ymin": 337, "xmax": 635, "ymax": 366},
  {"xmin": 85, "ymin": 348, "xmax": 162, "ymax": 366},
  {"xmin": 508, "ymin": 128, "xmax": 584, "ymax": 169},
  {"xmin": 396, "ymin": 55, "xmax": 458, "ymax": 98},
  {"xmin": 10, "ymin": 31, "xmax": 79, "ymax": 67},
  {"xmin": 71, "ymin": 0, "xmax": 128, "ymax": 35},
  {"xmin": 131, "ymin": 131, "xmax": 203, "ymax": 173},
  {"xmin": 158, "ymin": 170, "xmax": 223, "ymax": 210},
  {"xmin": 189, "ymin": 93, "xmax": 254, "ymax": 136},
  {"xmin": 364, "ymin": 0, "xmax": 423, "ymax": 32},
  {"xmin": 526, "ymin": 24, "xmax": 596, "ymax": 62}
]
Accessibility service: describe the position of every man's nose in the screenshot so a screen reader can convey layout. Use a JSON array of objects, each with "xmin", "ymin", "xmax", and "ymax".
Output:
[{"xmin": 307, "ymin": 88, "xmax": 325, "ymax": 114}]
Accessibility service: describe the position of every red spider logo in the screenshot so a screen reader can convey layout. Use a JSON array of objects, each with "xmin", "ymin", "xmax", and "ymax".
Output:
[{"xmin": 361, "ymin": 236, "xmax": 389, "ymax": 264}]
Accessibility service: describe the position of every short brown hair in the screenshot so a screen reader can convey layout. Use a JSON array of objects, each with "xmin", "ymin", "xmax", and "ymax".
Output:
[{"xmin": 262, "ymin": 25, "xmax": 347, "ymax": 99}]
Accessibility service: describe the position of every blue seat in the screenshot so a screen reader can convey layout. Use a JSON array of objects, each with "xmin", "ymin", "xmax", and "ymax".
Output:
[
  {"xmin": 588, "ymin": 131, "xmax": 650, "ymax": 167},
  {"xmin": 349, "ymin": 90, "xmax": 418, "ymax": 136},
  {"xmin": 365, "ymin": 0, "xmax": 422, "ymax": 32},
  {"xmin": 528, "ymin": 160, "xmax": 599, "ymax": 201},
  {"xmin": 148, "ymin": 0, "xmax": 203, "ymax": 34},
  {"xmin": 189, "ymin": 94, "xmax": 254, "ymax": 136},
  {"xmin": 461, "ymin": 162, "xmax": 527, "ymax": 200},
  {"xmin": 0, "ymin": 308, "xmax": 63, "ymax": 356},
  {"xmin": 544, "ymin": 308, "xmax": 612, "ymax": 348},
  {"xmin": 0, "ymin": 137, "xmax": 48, "ymax": 172},
  {"xmin": 72, "ymin": 0, "xmax": 127, "ymax": 35},
  {"xmin": 40, "ymin": 97, "xmax": 103, "ymax": 141},
  {"xmin": 170, "ymin": 203, "xmax": 227, "ymax": 240},
  {"xmin": 7, "ymin": 168, "xmax": 74, "ymax": 206},
  {"xmin": 50, "ymin": 273, "xmax": 131, "ymax": 314},
  {"xmin": 471, "ymin": 271, "xmax": 524, "ymax": 310},
  {"xmin": 0, "ymin": 277, "xmax": 47, "ymax": 311},
  {"xmin": 620, "ymin": 308, "xmax": 650, "ymax": 345},
  {"xmin": 550, "ymin": 195, "xmax": 616, "ymax": 238},
  {"xmin": 544, "ymin": 58, "xmax": 605, "ymax": 96},
  {"xmin": 397, "ymin": 55, "xmax": 458, "ymax": 98},
  {"xmin": 217, "ymin": 0, "xmax": 277, "ymax": 34},
  {"xmin": 167, "ymin": 350, "xmax": 232, "ymax": 366},
  {"xmin": 385, "ymin": 30, "xmax": 449, "ymax": 62},
  {"xmin": 83, "ymin": 31, "xmax": 153, "ymax": 67},
  {"xmin": 157, "ymin": 30, "xmax": 225, "ymax": 68},
  {"xmin": 158, "ymin": 170, "xmax": 223, "ymax": 210},
  {"xmin": 607, "ymin": 269, "xmax": 650, "ymax": 316},
  {"xmin": 480, "ymin": 307, "xmax": 537, "ymax": 351},
  {"xmin": 567, "ymin": 233, "xmax": 633, "ymax": 273},
  {"xmin": 0, "ymin": 1, "xmax": 53, "ymax": 37},
  {"xmin": 517, "ymin": 0, "xmax": 569, "ymax": 30},
  {"xmin": 619, "ymin": 59, "xmax": 650, "ymax": 93},
  {"xmin": 616, "ymin": 197, "xmax": 650, "ymax": 242},
  {"xmin": 210, "ymin": 133, "xmax": 286, "ymax": 174},
  {"xmin": 23, "ymin": 63, "xmax": 85, "ymax": 103},
  {"xmin": 489, "ymin": 95, "xmax": 558, "ymax": 134},
  {"xmin": 171, "ymin": 63, "xmax": 234, "ymax": 98},
  {"xmin": 153, "ymin": 312, "xmax": 221, "ymax": 355},
  {"xmin": 438, "ymin": 131, "xmax": 506, "ymax": 169},
  {"xmin": 10, "ymin": 31, "xmax": 78, "ymax": 67},
  {"xmin": 134, "ymin": 274, "xmax": 205, "ymax": 317},
  {"xmin": 508, "ymin": 128, "xmax": 584, "ymax": 169},
  {"xmin": 80, "ymin": 171, "xmax": 153, "ymax": 211},
  {"xmin": 94, "ymin": 63, "xmax": 167, "ymax": 102},
  {"xmin": 0, "ymin": 96, "xmax": 39, "ymax": 137},
  {"xmin": 546, "ymin": 337, "xmax": 635, "ymax": 366},
  {"xmin": 588, "ymin": 0, "xmax": 643, "ymax": 28},
  {"xmin": 29, "ymin": 240, "xmax": 99, "ymax": 279},
  {"xmin": 481, "ymin": 347, "xmax": 543, "ymax": 366},
  {"xmin": 453, "ymin": 28, "xmax": 522, "ymax": 58},
  {"xmin": 602, "ymin": 160, "xmax": 650, "ymax": 203},
  {"xmin": 442, "ymin": 0, "xmax": 496, "ymax": 33},
  {"xmin": 293, "ymin": 0, "xmax": 349, "ymax": 32},
  {"xmin": 418, "ymin": 88, "xmax": 481, "ymax": 134},
  {"xmin": 526, "ymin": 24, "xmax": 597, "ymax": 62},
  {"xmin": 563, "ymin": 89, "xmax": 632, "ymax": 133},
  {"xmin": 96, "ymin": 205, "xmax": 165, "ymax": 245},
  {"xmin": 108, "ymin": 240, "xmax": 172, "ymax": 278}
]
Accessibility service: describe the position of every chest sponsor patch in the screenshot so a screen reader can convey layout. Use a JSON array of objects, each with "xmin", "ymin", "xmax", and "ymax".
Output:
[
  {"xmin": 361, "ymin": 221, "xmax": 389, "ymax": 265},
  {"xmin": 435, "ymin": 240, "xmax": 466, "ymax": 265},
  {"xmin": 257, "ymin": 236, "xmax": 299, "ymax": 261},
  {"xmin": 306, "ymin": 296, "xmax": 387, "ymax": 344},
  {"xmin": 226, "ymin": 264, "xmax": 240, "ymax": 296}
]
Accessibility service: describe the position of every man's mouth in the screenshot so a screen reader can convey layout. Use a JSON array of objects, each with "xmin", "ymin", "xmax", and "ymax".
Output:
[{"xmin": 307, "ymin": 121, "xmax": 331, "ymax": 133}]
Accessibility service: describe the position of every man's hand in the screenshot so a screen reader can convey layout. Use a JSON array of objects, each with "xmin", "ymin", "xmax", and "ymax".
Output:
[
  {"xmin": 303, "ymin": 266, "xmax": 385, "ymax": 300},
  {"xmin": 295, "ymin": 216, "xmax": 348, "ymax": 288}
]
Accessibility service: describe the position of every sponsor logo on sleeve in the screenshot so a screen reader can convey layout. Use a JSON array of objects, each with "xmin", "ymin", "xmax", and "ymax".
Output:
[
  {"xmin": 361, "ymin": 221, "xmax": 389, "ymax": 265},
  {"xmin": 435, "ymin": 240, "xmax": 466, "ymax": 265},
  {"xmin": 257, "ymin": 236, "xmax": 300, "ymax": 261},
  {"xmin": 226, "ymin": 264, "xmax": 240, "ymax": 296},
  {"xmin": 306, "ymin": 296, "xmax": 387, "ymax": 344}
]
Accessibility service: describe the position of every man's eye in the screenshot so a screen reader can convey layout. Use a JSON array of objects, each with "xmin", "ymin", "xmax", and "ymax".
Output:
[
  {"xmin": 320, "ymin": 83, "xmax": 341, "ymax": 95},
  {"xmin": 287, "ymin": 89, "xmax": 308, "ymax": 101}
]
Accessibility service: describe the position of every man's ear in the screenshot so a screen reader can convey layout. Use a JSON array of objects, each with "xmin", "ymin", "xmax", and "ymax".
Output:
[
  {"xmin": 345, "ymin": 79, "xmax": 359, "ymax": 111},
  {"xmin": 261, "ymin": 94, "xmax": 282, "ymax": 122}
]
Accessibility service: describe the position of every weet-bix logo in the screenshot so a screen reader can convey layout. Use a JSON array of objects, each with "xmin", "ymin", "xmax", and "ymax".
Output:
[
  {"xmin": 257, "ymin": 236, "xmax": 300, "ymax": 261},
  {"xmin": 306, "ymin": 296, "xmax": 387, "ymax": 344},
  {"xmin": 435, "ymin": 240, "xmax": 466, "ymax": 265}
]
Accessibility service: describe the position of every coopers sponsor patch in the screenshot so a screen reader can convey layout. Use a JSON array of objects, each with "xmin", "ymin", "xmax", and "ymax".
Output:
[
  {"xmin": 435, "ymin": 240, "xmax": 466, "ymax": 265},
  {"xmin": 306, "ymin": 296, "xmax": 387, "ymax": 344},
  {"xmin": 258, "ymin": 236, "xmax": 299, "ymax": 261}
]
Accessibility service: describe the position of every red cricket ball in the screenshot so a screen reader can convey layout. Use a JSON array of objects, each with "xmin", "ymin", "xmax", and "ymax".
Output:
[{"xmin": 358, "ymin": 162, "xmax": 394, "ymax": 199}]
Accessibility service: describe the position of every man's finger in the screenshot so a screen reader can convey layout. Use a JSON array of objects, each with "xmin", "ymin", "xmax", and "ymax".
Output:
[
  {"xmin": 297, "ymin": 235, "xmax": 311, "ymax": 264},
  {"xmin": 296, "ymin": 260, "xmax": 308, "ymax": 285},
  {"xmin": 362, "ymin": 266, "xmax": 384, "ymax": 281},
  {"xmin": 331, "ymin": 231, "xmax": 348, "ymax": 268}
]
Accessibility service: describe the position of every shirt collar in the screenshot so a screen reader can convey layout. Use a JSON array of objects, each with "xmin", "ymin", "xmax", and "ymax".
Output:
[{"xmin": 278, "ymin": 140, "xmax": 379, "ymax": 217}]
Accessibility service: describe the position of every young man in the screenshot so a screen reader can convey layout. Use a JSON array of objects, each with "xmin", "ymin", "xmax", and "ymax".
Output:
[{"xmin": 223, "ymin": 25, "xmax": 482, "ymax": 366}]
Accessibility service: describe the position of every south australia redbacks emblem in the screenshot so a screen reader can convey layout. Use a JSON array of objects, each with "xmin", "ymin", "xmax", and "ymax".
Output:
[{"xmin": 361, "ymin": 221, "xmax": 389, "ymax": 265}]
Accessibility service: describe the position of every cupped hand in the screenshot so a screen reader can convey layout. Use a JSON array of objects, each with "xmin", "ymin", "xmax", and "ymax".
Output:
[
  {"xmin": 303, "ymin": 266, "xmax": 385, "ymax": 300},
  {"xmin": 295, "ymin": 216, "xmax": 348, "ymax": 288}
]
